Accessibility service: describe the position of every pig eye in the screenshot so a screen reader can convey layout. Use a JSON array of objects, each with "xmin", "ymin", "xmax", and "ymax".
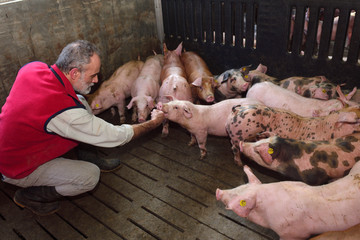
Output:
[{"xmin": 174, "ymin": 106, "xmax": 178, "ymax": 109}]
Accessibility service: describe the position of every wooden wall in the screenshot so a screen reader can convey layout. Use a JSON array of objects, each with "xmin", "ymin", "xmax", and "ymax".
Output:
[{"xmin": 0, "ymin": 0, "xmax": 161, "ymax": 108}]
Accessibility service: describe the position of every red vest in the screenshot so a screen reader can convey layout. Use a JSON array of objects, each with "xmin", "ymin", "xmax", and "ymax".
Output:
[{"xmin": 0, "ymin": 62, "xmax": 85, "ymax": 179}]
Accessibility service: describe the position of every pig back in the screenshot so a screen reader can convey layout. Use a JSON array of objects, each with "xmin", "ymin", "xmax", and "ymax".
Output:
[
  {"xmin": 87, "ymin": 60, "xmax": 144, "ymax": 107},
  {"xmin": 181, "ymin": 51, "xmax": 213, "ymax": 84}
]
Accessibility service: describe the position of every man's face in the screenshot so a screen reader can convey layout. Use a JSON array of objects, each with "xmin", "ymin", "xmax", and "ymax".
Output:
[{"xmin": 73, "ymin": 54, "xmax": 101, "ymax": 94}]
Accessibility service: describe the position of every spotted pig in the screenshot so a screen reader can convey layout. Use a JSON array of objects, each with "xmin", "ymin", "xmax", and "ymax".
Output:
[
  {"xmin": 239, "ymin": 133, "xmax": 360, "ymax": 185},
  {"xmin": 226, "ymin": 104, "xmax": 360, "ymax": 165},
  {"xmin": 214, "ymin": 65, "xmax": 252, "ymax": 101}
]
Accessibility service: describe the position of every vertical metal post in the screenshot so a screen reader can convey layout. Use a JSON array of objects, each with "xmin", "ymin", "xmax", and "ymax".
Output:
[{"xmin": 154, "ymin": 0, "xmax": 165, "ymax": 49}]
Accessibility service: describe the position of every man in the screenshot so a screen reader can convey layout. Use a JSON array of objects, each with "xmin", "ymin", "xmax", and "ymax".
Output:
[{"xmin": 0, "ymin": 40, "xmax": 165, "ymax": 216}]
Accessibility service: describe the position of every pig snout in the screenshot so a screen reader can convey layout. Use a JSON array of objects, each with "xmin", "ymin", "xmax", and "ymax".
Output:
[
  {"xmin": 156, "ymin": 102, "xmax": 163, "ymax": 111},
  {"xmin": 138, "ymin": 117, "xmax": 146, "ymax": 123},
  {"xmin": 206, "ymin": 94, "xmax": 215, "ymax": 103},
  {"xmin": 216, "ymin": 188, "xmax": 223, "ymax": 201}
]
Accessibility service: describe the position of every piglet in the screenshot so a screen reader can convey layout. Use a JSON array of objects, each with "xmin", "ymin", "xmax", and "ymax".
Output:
[
  {"xmin": 214, "ymin": 65, "xmax": 252, "ymax": 101},
  {"xmin": 157, "ymin": 97, "xmax": 262, "ymax": 159},
  {"xmin": 248, "ymin": 63, "xmax": 278, "ymax": 87},
  {"xmin": 239, "ymin": 132, "xmax": 360, "ymax": 185},
  {"xmin": 127, "ymin": 54, "xmax": 164, "ymax": 122},
  {"xmin": 181, "ymin": 51, "xmax": 219, "ymax": 103},
  {"xmin": 226, "ymin": 104, "xmax": 360, "ymax": 165},
  {"xmin": 86, "ymin": 60, "xmax": 144, "ymax": 123},
  {"xmin": 158, "ymin": 42, "xmax": 193, "ymax": 137},
  {"xmin": 246, "ymin": 81, "xmax": 358, "ymax": 117},
  {"xmin": 216, "ymin": 163, "xmax": 360, "ymax": 240}
]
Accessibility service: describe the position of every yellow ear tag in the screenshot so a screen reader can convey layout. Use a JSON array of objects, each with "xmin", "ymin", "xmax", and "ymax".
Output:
[
  {"xmin": 240, "ymin": 200, "xmax": 246, "ymax": 207},
  {"xmin": 244, "ymin": 75, "xmax": 249, "ymax": 79},
  {"xmin": 345, "ymin": 94, "xmax": 348, "ymax": 97},
  {"xmin": 268, "ymin": 148, "xmax": 274, "ymax": 154},
  {"xmin": 96, "ymin": 104, "xmax": 99, "ymax": 108},
  {"xmin": 242, "ymin": 67, "xmax": 246, "ymax": 71},
  {"xmin": 322, "ymin": 89, "xmax": 326, "ymax": 93}
]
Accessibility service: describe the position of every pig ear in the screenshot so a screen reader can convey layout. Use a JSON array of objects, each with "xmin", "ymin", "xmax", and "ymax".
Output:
[
  {"xmin": 212, "ymin": 77, "xmax": 220, "ymax": 88},
  {"xmin": 192, "ymin": 78, "xmax": 203, "ymax": 87},
  {"xmin": 337, "ymin": 111, "xmax": 357, "ymax": 123},
  {"xmin": 243, "ymin": 165, "xmax": 262, "ymax": 184},
  {"xmin": 183, "ymin": 106, "xmax": 192, "ymax": 119},
  {"xmin": 164, "ymin": 95, "xmax": 175, "ymax": 102},
  {"xmin": 257, "ymin": 64, "xmax": 267, "ymax": 73},
  {"xmin": 240, "ymin": 65, "xmax": 252, "ymax": 75},
  {"xmin": 127, "ymin": 98, "xmax": 136, "ymax": 109},
  {"xmin": 175, "ymin": 42, "xmax": 183, "ymax": 56},
  {"xmin": 236, "ymin": 197, "xmax": 256, "ymax": 217}
]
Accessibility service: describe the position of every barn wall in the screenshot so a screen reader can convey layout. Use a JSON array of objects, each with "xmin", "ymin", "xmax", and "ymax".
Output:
[{"xmin": 0, "ymin": 0, "xmax": 161, "ymax": 108}]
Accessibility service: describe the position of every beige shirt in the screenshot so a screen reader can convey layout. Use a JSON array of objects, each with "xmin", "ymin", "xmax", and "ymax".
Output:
[{"xmin": 47, "ymin": 95, "xmax": 134, "ymax": 147}]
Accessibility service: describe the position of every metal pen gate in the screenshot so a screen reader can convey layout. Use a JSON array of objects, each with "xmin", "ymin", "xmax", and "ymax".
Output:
[{"xmin": 161, "ymin": 0, "xmax": 360, "ymax": 88}]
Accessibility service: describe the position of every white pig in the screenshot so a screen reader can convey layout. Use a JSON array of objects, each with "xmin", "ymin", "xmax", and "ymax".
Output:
[
  {"xmin": 246, "ymin": 81, "xmax": 358, "ymax": 117},
  {"xmin": 127, "ymin": 54, "xmax": 164, "ymax": 122},
  {"xmin": 216, "ymin": 163, "xmax": 360, "ymax": 240},
  {"xmin": 158, "ymin": 42, "xmax": 193, "ymax": 137},
  {"xmin": 86, "ymin": 60, "xmax": 144, "ymax": 123},
  {"xmin": 156, "ymin": 97, "xmax": 262, "ymax": 159}
]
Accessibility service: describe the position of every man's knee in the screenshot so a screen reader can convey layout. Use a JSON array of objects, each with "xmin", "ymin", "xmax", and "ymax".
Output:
[{"xmin": 81, "ymin": 162, "xmax": 101, "ymax": 192}]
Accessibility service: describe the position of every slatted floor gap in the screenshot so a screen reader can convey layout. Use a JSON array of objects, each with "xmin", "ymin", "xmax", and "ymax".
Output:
[{"xmin": 0, "ymin": 109, "xmax": 281, "ymax": 240}]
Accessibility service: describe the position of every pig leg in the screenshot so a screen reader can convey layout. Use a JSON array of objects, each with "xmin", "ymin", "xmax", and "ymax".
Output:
[
  {"xmin": 194, "ymin": 133, "xmax": 208, "ymax": 160},
  {"xmin": 131, "ymin": 105, "xmax": 138, "ymax": 123},
  {"xmin": 188, "ymin": 134, "xmax": 197, "ymax": 146},
  {"xmin": 116, "ymin": 100, "xmax": 126, "ymax": 124},
  {"xmin": 230, "ymin": 139, "xmax": 242, "ymax": 166},
  {"xmin": 161, "ymin": 119, "xmax": 169, "ymax": 137}
]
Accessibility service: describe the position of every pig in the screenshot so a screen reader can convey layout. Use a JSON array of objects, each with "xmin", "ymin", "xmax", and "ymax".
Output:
[
  {"xmin": 226, "ymin": 104, "xmax": 360, "ymax": 165},
  {"xmin": 158, "ymin": 42, "xmax": 193, "ymax": 137},
  {"xmin": 86, "ymin": 60, "xmax": 144, "ymax": 123},
  {"xmin": 127, "ymin": 54, "xmax": 164, "ymax": 122},
  {"xmin": 310, "ymin": 223, "xmax": 360, "ymax": 240},
  {"xmin": 248, "ymin": 64, "xmax": 278, "ymax": 87},
  {"xmin": 279, "ymin": 76, "xmax": 331, "ymax": 100},
  {"xmin": 248, "ymin": 64, "xmax": 339, "ymax": 100},
  {"xmin": 156, "ymin": 97, "xmax": 262, "ymax": 159},
  {"xmin": 246, "ymin": 81, "xmax": 358, "ymax": 117},
  {"xmin": 214, "ymin": 65, "xmax": 252, "ymax": 101},
  {"xmin": 181, "ymin": 51, "xmax": 219, "ymax": 103},
  {"xmin": 239, "ymin": 132, "xmax": 360, "ymax": 185},
  {"xmin": 216, "ymin": 163, "xmax": 360, "ymax": 240}
]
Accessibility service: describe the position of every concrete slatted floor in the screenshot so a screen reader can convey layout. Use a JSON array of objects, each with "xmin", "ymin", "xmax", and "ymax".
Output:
[{"xmin": 0, "ymin": 110, "xmax": 282, "ymax": 240}]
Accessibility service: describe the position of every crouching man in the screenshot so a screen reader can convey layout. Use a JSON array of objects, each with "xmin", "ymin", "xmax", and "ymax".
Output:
[{"xmin": 0, "ymin": 40, "xmax": 165, "ymax": 216}]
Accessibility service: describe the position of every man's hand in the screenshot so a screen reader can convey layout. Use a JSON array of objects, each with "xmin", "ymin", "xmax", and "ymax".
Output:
[
  {"xmin": 150, "ymin": 109, "xmax": 165, "ymax": 125},
  {"xmin": 131, "ymin": 109, "xmax": 165, "ymax": 140}
]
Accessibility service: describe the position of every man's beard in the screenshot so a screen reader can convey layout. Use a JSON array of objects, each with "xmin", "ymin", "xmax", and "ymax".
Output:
[{"xmin": 75, "ymin": 73, "xmax": 93, "ymax": 95}]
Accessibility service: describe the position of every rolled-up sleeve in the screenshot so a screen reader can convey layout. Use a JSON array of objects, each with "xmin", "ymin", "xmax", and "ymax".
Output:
[{"xmin": 47, "ymin": 108, "xmax": 134, "ymax": 148}]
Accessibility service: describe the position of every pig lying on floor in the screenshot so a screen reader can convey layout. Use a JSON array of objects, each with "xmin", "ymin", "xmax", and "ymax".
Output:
[
  {"xmin": 226, "ymin": 104, "xmax": 360, "ymax": 165},
  {"xmin": 239, "ymin": 132, "xmax": 360, "ymax": 185},
  {"xmin": 216, "ymin": 163, "xmax": 360, "ymax": 240},
  {"xmin": 246, "ymin": 81, "xmax": 357, "ymax": 117}
]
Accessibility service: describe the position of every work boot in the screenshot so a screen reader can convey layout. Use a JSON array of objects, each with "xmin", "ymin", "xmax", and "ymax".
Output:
[
  {"xmin": 13, "ymin": 186, "xmax": 62, "ymax": 216},
  {"xmin": 77, "ymin": 147, "xmax": 122, "ymax": 172}
]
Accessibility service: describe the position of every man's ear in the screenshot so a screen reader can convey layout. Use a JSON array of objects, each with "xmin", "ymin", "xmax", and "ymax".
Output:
[{"xmin": 69, "ymin": 68, "xmax": 80, "ymax": 80}]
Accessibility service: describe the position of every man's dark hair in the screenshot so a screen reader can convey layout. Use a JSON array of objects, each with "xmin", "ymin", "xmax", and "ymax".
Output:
[{"xmin": 55, "ymin": 40, "xmax": 100, "ymax": 73}]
